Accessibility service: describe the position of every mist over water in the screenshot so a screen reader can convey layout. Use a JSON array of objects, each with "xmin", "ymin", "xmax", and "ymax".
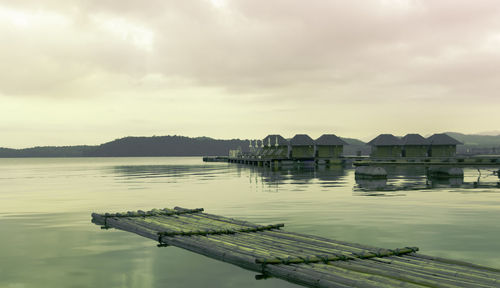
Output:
[{"xmin": 1, "ymin": 157, "xmax": 499, "ymax": 288}]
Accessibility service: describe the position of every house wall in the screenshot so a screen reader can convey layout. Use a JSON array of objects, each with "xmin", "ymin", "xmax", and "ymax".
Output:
[
  {"xmin": 404, "ymin": 146, "xmax": 428, "ymax": 157},
  {"xmin": 290, "ymin": 146, "xmax": 314, "ymax": 158},
  {"xmin": 430, "ymin": 145, "xmax": 456, "ymax": 157},
  {"xmin": 371, "ymin": 146, "xmax": 402, "ymax": 157},
  {"xmin": 316, "ymin": 146, "xmax": 343, "ymax": 158}
]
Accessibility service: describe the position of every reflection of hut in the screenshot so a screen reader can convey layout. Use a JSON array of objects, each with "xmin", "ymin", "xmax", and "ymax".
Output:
[
  {"xmin": 427, "ymin": 134, "xmax": 462, "ymax": 157},
  {"xmin": 401, "ymin": 134, "xmax": 429, "ymax": 157},
  {"xmin": 289, "ymin": 134, "xmax": 315, "ymax": 159},
  {"xmin": 368, "ymin": 134, "xmax": 402, "ymax": 158},
  {"xmin": 262, "ymin": 134, "xmax": 289, "ymax": 159},
  {"xmin": 315, "ymin": 134, "xmax": 347, "ymax": 158}
]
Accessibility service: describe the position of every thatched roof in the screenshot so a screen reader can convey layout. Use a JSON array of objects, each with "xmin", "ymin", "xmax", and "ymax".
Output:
[
  {"xmin": 427, "ymin": 133, "xmax": 462, "ymax": 145},
  {"xmin": 368, "ymin": 134, "xmax": 401, "ymax": 146},
  {"xmin": 315, "ymin": 134, "xmax": 348, "ymax": 146},
  {"xmin": 262, "ymin": 134, "xmax": 288, "ymax": 146},
  {"xmin": 401, "ymin": 134, "xmax": 429, "ymax": 145},
  {"xmin": 290, "ymin": 134, "xmax": 315, "ymax": 146}
]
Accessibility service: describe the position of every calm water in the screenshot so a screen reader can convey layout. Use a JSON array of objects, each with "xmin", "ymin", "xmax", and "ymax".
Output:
[{"xmin": 1, "ymin": 157, "xmax": 500, "ymax": 288}]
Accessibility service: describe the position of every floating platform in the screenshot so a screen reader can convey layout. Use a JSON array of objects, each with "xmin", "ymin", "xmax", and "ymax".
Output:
[
  {"xmin": 92, "ymin": 207, "xmax": 500, "ymax": 288},
  {"xmin": 202, "ymin": 156, "xmax": 229, "ymax": 162},
  {"xmin": 353, "ymin": 156, "xmax": 500, "ymax": 167}
]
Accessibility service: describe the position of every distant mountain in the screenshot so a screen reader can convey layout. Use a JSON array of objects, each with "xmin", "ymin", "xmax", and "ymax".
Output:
[
  {"xmin": 341, "ymin": 137, "xmax": 366, "ymax": 146},
  {"xmin": 0, "ymin": 146, "xmax": 95, "ymax": 158},
  {"xmin": 340, "ymin": 137, "xmax": 370, "ymax": 156},
  {"xmin": 87, "ymin": 136, "xmax": 248, "ymax": 157},
  {"xmin": 445, "ymin": 132, "xmax": 500, "ymax": 147},
  {"xmin": 0, "ymin": 136, "xmax": 249, "ymax": 158},
  {"xmin": 476, "ymin": 130, "xmax": 500, "ymax": 136}
]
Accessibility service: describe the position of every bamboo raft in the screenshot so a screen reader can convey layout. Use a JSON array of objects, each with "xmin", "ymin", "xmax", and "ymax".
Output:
[{"xmin": 91, "ymin": 207, "xmax": 500, "ymax": 288}]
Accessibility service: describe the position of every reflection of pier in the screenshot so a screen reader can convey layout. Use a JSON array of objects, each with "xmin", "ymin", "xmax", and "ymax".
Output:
[
  {"xmin": 245, "ymin": 165, "xmax": 347, "ymax": 189},
  {"xmin": 355, "ymin": 166, "xmax": 500, "ymax": 192},
  {"xmin": 238, "ymin": 163, "xmax": 500, "ymax": 192},
  {"xmin": 353, "ymin": 155, "xmax": 500, "ymax": 167}
]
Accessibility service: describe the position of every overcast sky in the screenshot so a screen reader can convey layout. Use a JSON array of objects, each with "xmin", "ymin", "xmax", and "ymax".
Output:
[{"xmin": 1, "ymin": 0, "xmax": 500, "ymax": 148}]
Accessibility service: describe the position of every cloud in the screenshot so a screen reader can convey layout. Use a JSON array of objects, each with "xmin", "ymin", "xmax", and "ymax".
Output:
[
  {"xmin": 2, "ymin": 0, "xmax": 500, "ymax": 101},
  {"xmin": 1, "ymin": 0, "xmax": 500, "ymax": 147}
]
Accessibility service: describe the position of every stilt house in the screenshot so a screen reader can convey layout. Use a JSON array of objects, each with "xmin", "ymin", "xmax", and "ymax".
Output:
[
  {"xmin": 368, "ymin": 134, "xmax": 402, "ymax": 158},
  {"xmin": 289, "ymin": 134, "xmax": 315, "ymax": 159},
  {"xmin": 401, "ymin": 134, "xmax": 429, "ymax": 157},
  {"xmin": 314, "ymin": 134, "xmax": 347, "ymax": 158},
  {"xmin": 427, "ymin": 134, "xmax": 462, "ymax": 157}
]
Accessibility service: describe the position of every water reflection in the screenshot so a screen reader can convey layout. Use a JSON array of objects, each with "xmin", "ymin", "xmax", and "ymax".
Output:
[
  {"xmin": 243, "ymin": 165, "xmax": 348, "ymax": 189},
  {"xmin": 109, "ymin": 165, "xmax": 227, "ymax": 179},
  {"xmin": 354, "ymin": 165, "xmax": 500, "ymax": 192},
  {"xmin": 2, "ymin": 157, "xmax": 500, "ymax": 287},
  {"xmin": 226, "ymin": 164, "xmax": 500, "ymax": 194},
  {"xmin": 111, "ymin": 164, "xmax": 230, "ymax": 181}
]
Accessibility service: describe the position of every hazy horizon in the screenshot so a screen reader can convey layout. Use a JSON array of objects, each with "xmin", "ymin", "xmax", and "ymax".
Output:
[
  {"xmin": 2, "ymin": 130, "xmax": 500, "ymax": 150},
  {"xmin": 2, "ymin": 1, "xmax": 500, "ymax": 148}
]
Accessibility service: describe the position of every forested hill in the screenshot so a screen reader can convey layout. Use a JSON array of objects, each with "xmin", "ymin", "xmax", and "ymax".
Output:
[
  {"xmin": 0, "ymin": 136, "xmax": 249, "ymax": 157},
  {"xmin": 89, "ymin": 136, "xmax": 249, "ymax": 157},
  {"xmin": 445, "ymin": 132, "xmax": 500, "ymax": 147}
]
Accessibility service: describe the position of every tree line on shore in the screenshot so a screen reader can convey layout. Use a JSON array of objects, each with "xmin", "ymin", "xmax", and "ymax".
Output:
[{"xmin": 0, "ymin": 133, "xmax": 498, "ymax": 158}]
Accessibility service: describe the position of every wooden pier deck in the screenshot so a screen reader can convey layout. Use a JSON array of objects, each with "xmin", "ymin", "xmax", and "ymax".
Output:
[{"xmin": 92, "ymin": 207, "xmax": 500, "ymax": 288}]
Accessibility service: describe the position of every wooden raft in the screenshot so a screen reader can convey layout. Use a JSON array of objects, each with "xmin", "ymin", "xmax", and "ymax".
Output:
[{"xmin": 91, "ymin": 207, "xmax": 500, "ymax": 288}]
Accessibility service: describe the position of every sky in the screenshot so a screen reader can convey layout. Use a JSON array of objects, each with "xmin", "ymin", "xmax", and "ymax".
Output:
[{"xmin": 1, "ymin": 0, "xmax": 500, "ymax": 148}]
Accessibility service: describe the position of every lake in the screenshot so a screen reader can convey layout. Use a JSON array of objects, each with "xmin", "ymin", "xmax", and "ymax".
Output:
[{"xmin": 1, "ymin": 157, "xmax": 499, "ymax": 288}]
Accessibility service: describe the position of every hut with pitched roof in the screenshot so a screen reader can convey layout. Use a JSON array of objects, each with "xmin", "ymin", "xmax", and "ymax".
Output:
[
  {"xmin": 368, "ymin": 134, "xmax": 402, "ymax": 158},
  {"xmin": 401, "ymin": 134, "xmax": 429, "ymax": 157},
  {"xmin": 427, "ymin": 133, "xmax": 462, "ymax": 157},
  {"xmin": 262, "ymin": 134, "xmax": 289, "ymax": 159},
  {"xmin": 289, "ymin": 134, "xmax": 315, "ymax": 159},
  {"xmin": 315, "ymin": 134, "xmax": 348, "ymax": 158}
]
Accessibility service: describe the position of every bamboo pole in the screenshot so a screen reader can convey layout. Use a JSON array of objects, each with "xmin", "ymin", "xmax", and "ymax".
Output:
[
  {"xmin": 157, "ymin": 224, "xmax": 285, "ymax": 237},
  {"xmin": 387, "ymin": 256, "xmax": 500, "ymax": 286},
  {"xmin": 401, "ymin": 255, "xmax": 500, "ymax": 280},
  {"xmin": 151, "ymin": 213, "xmax": 249, "ymax": 233},
  {"xmin": 206, "ymin": 234, "xmax": 290, "ymax": 260},
  {"xmin": 329, "ymin": 259, "xmax": 482, "ymax": 288},
  {"xmin": 241, "ymin": 231, "xmax": 351, "ymax": 257},
  {"xmin": 261, "ymin": 230, "xmax": 373, "ymax": 255},
  {"xmin": 267, "ymin": 263, "xmax": 400, "ymax": 288},
  {"xmin": 414, "ymin": 254, "xmax": 500, "ymax": 273},
  {"xmin": 263, "ymin": 264, "xmax": 355, "ymax": 288},
  {"xmin": 299, "ymin": 263, "xmax": 427, "ymax": 288},
  {"xmin": 177, "ymin": 213, "xmax": 250, "ymax": 231},
  {"xmin": 186, "ymin": 211, "xmax": 261, "ymax": 228}
]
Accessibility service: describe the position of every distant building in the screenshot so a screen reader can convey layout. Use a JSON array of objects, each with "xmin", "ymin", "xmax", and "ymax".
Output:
[
  {"xmin": 262, "ymin": 134, "xmax": 289, "ymax": 159},
  {"xmin": 315, "ymin": 134, "xmax": 347, "ymax": 158},
  {"xmin": 289, "ymin": 134, "xmax": 315, "ymax": 159},
  {"xmin": 401, "ymin": 134, "xmax": 429, "ymax": 157},
  {"xmin": 368, "ymin": 134, "xmax": 402, "ymax": 158},
  {"xmin": 427, "ymin": 134, "xmax": 462, "ymax": 157}
]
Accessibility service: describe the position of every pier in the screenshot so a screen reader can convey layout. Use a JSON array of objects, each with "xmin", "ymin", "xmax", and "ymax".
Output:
[
  {"xmin": 92, "ymin": 207, "xmax": 500, "ymax": 288},
  {"xmin": 204, "ymin": 133, "xmax": 500, "ymax": 169}
]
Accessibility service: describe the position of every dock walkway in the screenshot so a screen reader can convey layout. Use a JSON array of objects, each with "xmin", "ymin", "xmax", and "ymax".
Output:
[{"xmin": 92, "ymin": 207, "xmax": 500, "ymax": 288}]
